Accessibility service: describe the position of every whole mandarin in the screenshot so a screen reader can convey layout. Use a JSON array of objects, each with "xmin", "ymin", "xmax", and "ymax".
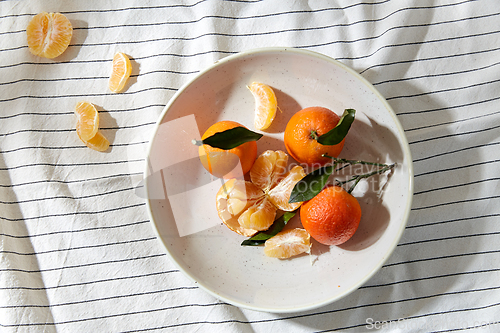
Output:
[
  {"xmin": 199, "ymin": 120, "xmax": 257, "ymax": 178},
  {"xmin": 284, "ymin": 106, "xmax": 345, "ymax": 167},
  {"xmin": 300, "ymin": 185, "xmax": 361, "ymax": 245}
]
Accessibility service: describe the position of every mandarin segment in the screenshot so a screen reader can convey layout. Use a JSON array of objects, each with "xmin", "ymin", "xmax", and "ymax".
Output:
[
  {"xmin": 74, "ymin": 101, "xmax": 109, "ymax": 152},
  {"xmin": 78, "ymin": 131, "xmax": 110, "ymax": 152},
  {"xmin": 249, "ymin": 150, "xmax": 288, "ymax": 192},
  {"xmin": 26, "ymin": 12, "xmax": 73, "ymax": 59},
  {"xmin": 268, "ymin": 165, "xmax": 306, "ymax": 211},
  {"xmin": 247, "ymin": 82, "xmax": 278, "ymax": 130},
  {"xmin": 264, "ymin": 228, "xmax": 311, "ymax": 259},
  {"xmin": 109, "ymin": 52, "xmax": 132, "ymax": 93},
  {"xmin": 74, "ymin": 101, "xmax": 99, "ymax": 141}
]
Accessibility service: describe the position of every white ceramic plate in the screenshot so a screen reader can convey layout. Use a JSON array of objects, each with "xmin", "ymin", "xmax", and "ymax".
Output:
[{"xmin": 145, "ymin": 47, "xmax": 414, "ymax": 313}]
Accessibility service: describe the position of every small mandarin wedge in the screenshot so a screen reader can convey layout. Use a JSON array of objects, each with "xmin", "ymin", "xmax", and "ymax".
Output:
[
  {"xmin": 264, "ymin": 228, "xmax": 311, "ymax": 259},
  {"xmin": 74, "ymin": 102, "xmax": 109, "ymax": 152},
  {"xmin": 247, "ymin": 82, "xmax": 278, "ymax": 130},
  {"xmin": 26, "ymin": 12, "xmax": 73, "ymax": 59},
  {"xmin": 74, "ymin": 101, "xmax": 99, "ymax": 142},
  {"xmin": 78, "ymin": 131, "xmax": 110, "ymax": 152}
]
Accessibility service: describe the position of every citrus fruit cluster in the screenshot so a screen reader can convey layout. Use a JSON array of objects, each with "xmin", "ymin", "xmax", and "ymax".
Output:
[
  {"xmin": 215, "ymin": 150, "xmax": 305, "ymax": 235},
  {"xmin": 198, "ymin": 82, "xmax": 368, "ymax": 259},
  {"xmin": 26, "ymin": 12, "xmax": 134, "ymax": 151}
]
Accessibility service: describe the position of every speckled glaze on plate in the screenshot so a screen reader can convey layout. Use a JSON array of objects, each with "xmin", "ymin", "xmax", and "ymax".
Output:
[{"xmin": 145, "ymin": 47, "xmax": 414, "ymax": 313}]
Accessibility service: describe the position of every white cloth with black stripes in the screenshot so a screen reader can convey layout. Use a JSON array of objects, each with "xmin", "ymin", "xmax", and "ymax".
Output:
[{"xmin": 1, "ymin": 1, "xmax": 499, "ymax": 332}]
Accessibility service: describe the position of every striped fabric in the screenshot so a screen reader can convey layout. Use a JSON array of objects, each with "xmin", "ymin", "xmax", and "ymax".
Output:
[{"xmin": 1, "ymin": 0, "xmax": 499, "ymax": 332}]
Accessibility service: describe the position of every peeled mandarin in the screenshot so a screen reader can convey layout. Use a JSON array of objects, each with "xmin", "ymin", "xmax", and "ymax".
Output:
[{"xmin": 26, "ymin": 12, "xmax": 73, "ymax": 59}]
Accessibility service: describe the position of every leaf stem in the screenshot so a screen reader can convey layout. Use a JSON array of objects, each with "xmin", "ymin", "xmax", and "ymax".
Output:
[
  {"xmin": 323, "ymin": 153, "xmax": 389, "ymax": 167},
  {"xmin": 323, "ymin": 153, "xmax": 396, "ymax": 193},
  {"xmin": 192, "ymin": 139, "xmax": 203, "ymax": 146}
]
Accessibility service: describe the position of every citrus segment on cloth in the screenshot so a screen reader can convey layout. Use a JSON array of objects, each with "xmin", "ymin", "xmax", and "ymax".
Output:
[
  {"xmin": 300, "ymin": 185, "xmax": 361, "ymax": 245},
  {"xmin": 264, "ymin": 228, "xmax": 311, "ymax": 259},
  {"xmin": 26, "ymin": 12, "xmax": 73, "ymax": 59},
  {"xmin": 74, "ymin": 101, "xmax": 99, "ymax": 141},
  {"xmin": 267, "ymin": 165, "xmax": 306, "ymax": 211},
  {"xmin": 109, "ymin": 52, "xmax": 132, "ymax": 93},
  {"xmin": 78, "ymin": 131, "xmax": 110, "ymax": 152},
  {"xmin": 250, "ymin": 150, "xmax": 305, "ymax": 212},
  {"xmin": 247, "ymin": 82, "xmax": 278, "ymax": 130},
  {"xmin": 199, "ymin": 121, "xmax": 257, "ymax": 178},
  {"xmin": 284, "ymin": 106, "xmax": 345, "ymax": 167}
]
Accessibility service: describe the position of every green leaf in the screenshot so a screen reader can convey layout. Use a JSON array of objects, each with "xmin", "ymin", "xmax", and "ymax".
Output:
[
  {"xmin": 316, "ymin": 109, "xmax": 356, "ymax": 145},
  {"xmin": 288, "ymin": 164, "xmax": 336, "ymax": 203},
  {"xmin": 201, "ymin": 126, "xmax": 263, "ymax": 150},
  {"xmin": 241, "ymin": 211, "xmax": 296, "ymax": 246}
]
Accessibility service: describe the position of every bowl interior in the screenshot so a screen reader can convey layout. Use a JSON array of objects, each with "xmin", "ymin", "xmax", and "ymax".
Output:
[{"xmin": 145, "ymin": 48, "xmax": 413, "ymax": 312}]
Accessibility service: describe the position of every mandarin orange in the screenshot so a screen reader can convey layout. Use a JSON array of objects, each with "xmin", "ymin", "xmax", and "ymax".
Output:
[
  {"xmin": 109, "ymin": 52, "xmax": 132, "ymax": 93},
  {"xmin": 199, "ymin": 121, "xmax": 257, "ymax": 178},
  {"xmin": 300, "ymin": 185, "xmax": 361, "ymax": 245},
  {"xmin": 284, "ymin": 106, "xmax": 345, "ymax": 167}
]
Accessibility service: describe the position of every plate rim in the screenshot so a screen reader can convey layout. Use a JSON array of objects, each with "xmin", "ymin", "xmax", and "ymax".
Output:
[{"xmin": 144, "ymin": 46, "xmax": 414, "ymax": 313}]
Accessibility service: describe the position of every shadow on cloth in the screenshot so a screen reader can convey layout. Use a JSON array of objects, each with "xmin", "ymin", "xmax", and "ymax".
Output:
[{"xmin": 0, "ymin": 154, "xmax": 57, "ymax": 331}]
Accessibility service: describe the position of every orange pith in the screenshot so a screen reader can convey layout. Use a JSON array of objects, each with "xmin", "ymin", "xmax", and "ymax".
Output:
[
  {"xmin": 215, "ymin": 150, "xmax": 305, "ymax": 236},
  {"xmin": 109, "ymin": 52, "xmax": 132, "ymax": 93},
  {"xmin": 247, "ymin": 82, "xmax": 278, "ymax": 130},
  {"xmin": 300, "ymin": 185, "xmax": 361, "ymax": 245},
  {"xmin": 198, "ymin": 120, "xmax": 257, "ymax": 179},
  {"xmin": 264, "ymin": 228, "xmax": 311, "ymax": 259},
  {"xmin": 26, "ymin": 12, "xmax": 73, "ymax": 59},
  {"xmin": 284, "ymin": 106, "xmax": 345, "ymax": 167},
  {"xmin": 75, "ymin": 101, "xmax": 99, "ymax": 141}
]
